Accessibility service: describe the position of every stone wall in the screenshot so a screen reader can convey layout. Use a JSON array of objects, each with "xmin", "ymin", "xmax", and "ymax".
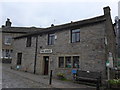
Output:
[
  {"xmin": 12, "ymin": 36, "xmax": 36, "ymax": 73},
  {"xmin": 35, "ymin": 22, "xmax": 106, "ymax": 79}
]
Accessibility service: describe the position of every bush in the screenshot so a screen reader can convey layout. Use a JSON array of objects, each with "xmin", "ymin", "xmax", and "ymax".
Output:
[
  {"xmin": 56, "ymin": 73, "xmax": 65, "ymax": 80},
  {"xmin": 108, "ymin": 79, "xmax": 120, "ymax": 88},
  {"xmin": 108, "ymin": 79, "xmax": 120, "ymax": 85}
]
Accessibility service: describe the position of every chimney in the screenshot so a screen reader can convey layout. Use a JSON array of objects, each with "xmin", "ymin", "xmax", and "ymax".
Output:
[
  {"xmin": 51, "ymin": 24, "xmax": 54, "ymax": 27},
  {"xmin": 5, "ymin": 18, "xmax": 12, "ymax": 27},
  {"xmin": 103, "ymin": 6, "xmax": 111, "ymax": 15},
  {"xmin": 2, "ymin": 25, "xmax": 5, "ymax": 28}
]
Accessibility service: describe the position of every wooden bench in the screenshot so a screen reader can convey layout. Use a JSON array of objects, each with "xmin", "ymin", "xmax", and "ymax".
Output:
[{"xmin": 73, "ymin": 70, "xmax": 101, "ymax": 90}]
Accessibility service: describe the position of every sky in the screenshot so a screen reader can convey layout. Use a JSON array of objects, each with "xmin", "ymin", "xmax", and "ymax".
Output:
[{"xmin": 0, "ymin": 0, "xmax": 120, "ymax": 28}]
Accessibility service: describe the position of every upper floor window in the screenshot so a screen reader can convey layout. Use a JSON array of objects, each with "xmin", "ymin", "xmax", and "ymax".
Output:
[
  {"xmin": 4, "ymin": 36, "xmax": 12, "ymax": 45},
  {"xmin": 48, "ymin": 34, "xmax": 55, "ymax": 45},
  {"xmin": 71, "ymin": 29, "xmax": 80, "ymax": 43},
  {"xmin": 26, "ymin": 36, "xmax": 31, "ymax": 47}
]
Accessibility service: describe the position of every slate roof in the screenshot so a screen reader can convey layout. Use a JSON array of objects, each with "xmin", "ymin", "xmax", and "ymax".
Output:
[
  {"xmin": 14, "ymin": 15, "xmax": 106, "ymax": 39},
  {"xmin": 1, "ymin": 26, "xmax": 43, "ymax": 33}
]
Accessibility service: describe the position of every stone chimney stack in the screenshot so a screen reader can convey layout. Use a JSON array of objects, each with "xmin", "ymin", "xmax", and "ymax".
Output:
[
  {"xmin": 51, "ymin": 24, "xmax": 54, "ymax": 27},
  {"xmin": 103, "ymin": 6, "xmax": 111, "ymax": 15},
  {"xmin": 5, "ymin": 18, "xmax": 12, "ymax": 27}
]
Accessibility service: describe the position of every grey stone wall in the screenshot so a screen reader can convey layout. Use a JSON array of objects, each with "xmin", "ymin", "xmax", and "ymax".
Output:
[
  {"xmin": 12, "ymin": 6, "xmax": 116, "ymax": 82},
  {"xmin": 35, "ymin": 22, "xmax": 106, "ymax": 79},
  {"xmin": 12, "ymin": 37, "xmax": 36, "ymax": 73}
]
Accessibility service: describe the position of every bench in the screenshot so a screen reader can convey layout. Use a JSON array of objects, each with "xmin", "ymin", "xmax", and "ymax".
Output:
[{"xmin": 73, "ymin": 70, "xmax": 101, "ymax": 90}]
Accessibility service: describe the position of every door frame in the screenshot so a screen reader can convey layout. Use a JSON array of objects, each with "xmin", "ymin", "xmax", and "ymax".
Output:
[
  {"xmin": 43, "ymin": 56, "xmax": 49, "ymax": 75},
  {"xmin": 17, "ymin": 52, "xmax": 22, "ymax": 65}
]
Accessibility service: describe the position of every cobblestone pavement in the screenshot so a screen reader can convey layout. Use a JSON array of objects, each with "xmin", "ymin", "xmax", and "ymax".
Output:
[
  {"xmin": 2, "ymin": 64, "xmax": 51, "ymax": 88},
  {"xmin": 2, "ymin": 63, "xmax": 96, "ymax": 89}
]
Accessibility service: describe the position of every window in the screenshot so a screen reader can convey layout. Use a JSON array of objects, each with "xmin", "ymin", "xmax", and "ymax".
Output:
[
  {"xmin": 105, "ymin": 37, "xmax": 108, "ymax": 45},
  {"xmin": 2, "ymin": 49, "xmax": 5, "ymax": 58},
  {"xmin": 4, "ymin": 36, "xmax": 12, "ymax": 45},
  {"xmin": 73, "ymin": 56, "xmax": 79, "ymax": 68},
  {"xmin": 17, "ymin": 53, "xmax": 22, "ymax": 65},
  {"xmin": 26, "ymin": 36, "xmax": 31, "ymax": 47},
  {"xmin": 6, "ymin": 49, "xmax": 9, "ymax": 57},
  {"xmin": 48, "ymin": 34, "xmax": 55, "ymax": 45},
  {"xmin": 71, "ymin": 29, "xmax": 80, "ymax": 43},
  {"xmin": 2, "ymin": 49, "xmax": 12, "ymax": 58},
  {"xmin": 65, "ymin": 57, "xmax": 72, "ymax": 68},
  {"xmin": 58, "ymin": 57, "xmax": 64, "ymax": 68},
  {"xmin": 58, "ymin": 56, "xmax": 79, "ymax": 68}
]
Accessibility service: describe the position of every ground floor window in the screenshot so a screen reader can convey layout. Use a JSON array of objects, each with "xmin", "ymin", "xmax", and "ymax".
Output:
[
  {"xmin": 73, "ymin": 56, "xmax": 79, "ymax": 68},
  {"xmin": 58, "ymin": 57, "xmax": 64, "ymax": 68},
  {"xmin": 58, "ymin": 56, "xmax": 79, "ymax": 68},
  {"xmin": 65, "ymin": 57, "xmax": 72, "ymax": 68},
  {"xmin": 2, "ymin": 49, "xmax": 13, "ymax": 58}
]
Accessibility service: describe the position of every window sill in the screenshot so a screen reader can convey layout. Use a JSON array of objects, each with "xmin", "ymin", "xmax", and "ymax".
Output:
[
  {"xmin": 26, "ymin": 46, "xmax": 31, "ymax": 48},
  {"xmin": 2, "ymin": 57, "xmax": 12, "ymax": 59},
  {"xmin": 48, "ymin": 44, "xmax": 54, "ymax": 46},
  {"xmin": 4, "ymin": 43, "xmax": 12, "ymax": 45}
]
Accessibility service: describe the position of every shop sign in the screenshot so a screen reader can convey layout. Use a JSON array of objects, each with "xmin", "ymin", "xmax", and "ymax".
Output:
[{"xmin": 40, "ymin": 49, "xmax": 52, "ymax": 53}]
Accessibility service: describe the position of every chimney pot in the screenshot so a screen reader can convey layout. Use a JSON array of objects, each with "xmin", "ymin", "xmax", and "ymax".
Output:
[
  {"xmin": 5, "ymin": 18, "xmax": 12, "ymax": 27},
  {"xmin": 51, "ymin": 24, "xmax": 54, "ymax": 27}
]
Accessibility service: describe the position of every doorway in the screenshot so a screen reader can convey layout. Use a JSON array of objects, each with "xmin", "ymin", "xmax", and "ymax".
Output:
[
  {"xmin": 17, "ymin": 53, "xmax": 22, "ymax": 65},
  {"xmin": 43, "ymin": 56, "xmax": 49, "ymax": 75}
]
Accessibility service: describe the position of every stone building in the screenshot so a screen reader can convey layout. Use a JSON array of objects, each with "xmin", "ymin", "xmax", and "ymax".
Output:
[
  {"xmin": 11, "ymin": 6, "xmax": 116, "ymax": 81},
  {"xmin": 114, "ymin": 1, "xmax": 120, "ymax": 67},
  {"xmin": 1, "ymin": 18, "xmax": 42, "ymax": 63},
  {"xmin": 114, "ymin": 17, "xmax": 120, "ymax": 67}
]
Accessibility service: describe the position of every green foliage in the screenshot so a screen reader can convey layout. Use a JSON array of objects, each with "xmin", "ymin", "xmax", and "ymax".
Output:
[
  {"xmin": 108, "ymin": 79, "xmax": 120, "ymax": 85},
  {"xmin": 56, "ymin": 73, "xmax": 65, "ymax": 80},
  {"xmin": 56, "ymin": 73, "xmax": 65, "ymax": 77}
]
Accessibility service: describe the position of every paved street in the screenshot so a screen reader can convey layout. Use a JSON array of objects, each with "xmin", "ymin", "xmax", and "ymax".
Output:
[
  {"xmin": 2, "ymin": 69, "xmax": 51, "ymax": 88},
  {"xmin": 2, "ymin": 64, "xmax": 51, "ymax": 88},
  {"xmin": 2, "ymin": 63, "xmax": 96, "ymax": 89},
  {"xmin": 3, "ymin": 70, "xmax": 47, "ymax": 88}
]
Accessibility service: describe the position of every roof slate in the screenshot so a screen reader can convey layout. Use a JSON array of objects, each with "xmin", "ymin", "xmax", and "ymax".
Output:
[
  {"xmin": 14, "ymin": 15, "xmax": 106, "ymax": 39},
  {"xmin": 1, "ymin": 27, "xmax": 43, "ymax": 33}
]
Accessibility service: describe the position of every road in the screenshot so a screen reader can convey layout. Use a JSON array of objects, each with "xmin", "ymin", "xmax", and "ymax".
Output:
[
  {"xmin": 2, "ymin": 63, "xmax": 51, "ymax": 88},
  {"xmin": 2, "ymin": 63, "xmax": 97, "ymax": 89}
]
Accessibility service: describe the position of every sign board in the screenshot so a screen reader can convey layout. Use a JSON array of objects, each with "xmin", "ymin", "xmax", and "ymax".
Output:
[
  {"xmin": 72, "ymin": 70, "xmax": 77, "ymax": 74},
  {"xmin": 106, "ymin": 52, "xmax": 113, "ymax": 68},
  {"xmin": 16, "ymin": 65, "xmax": 20, "ymax": 69},
  {"xmin": 106, "ymin": 60, "xmax": 110, "ymax": 67},
  {"xmin": 40, "ymin": 49, "xmax": 52, "ymax": 54}
]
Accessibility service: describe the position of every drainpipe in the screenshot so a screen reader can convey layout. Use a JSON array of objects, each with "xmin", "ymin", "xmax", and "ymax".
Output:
[{"xmin": 34, "ymin": 36, "xmax": 38, "ymax": 74}]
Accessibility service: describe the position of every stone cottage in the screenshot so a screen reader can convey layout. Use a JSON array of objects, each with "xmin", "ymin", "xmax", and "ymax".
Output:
[
  {"xmin": 1, "ymin": 18, "xmax": 43, "ymax": 63},
  {"xmin": 11, "ymin": 6, "xmax": 116, "ymax": 81}
]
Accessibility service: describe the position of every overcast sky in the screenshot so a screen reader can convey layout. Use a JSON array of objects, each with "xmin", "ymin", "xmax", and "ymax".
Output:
[{"xmin": 0, "ymin": 0, "xmax": 120, "ymax": 28}]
